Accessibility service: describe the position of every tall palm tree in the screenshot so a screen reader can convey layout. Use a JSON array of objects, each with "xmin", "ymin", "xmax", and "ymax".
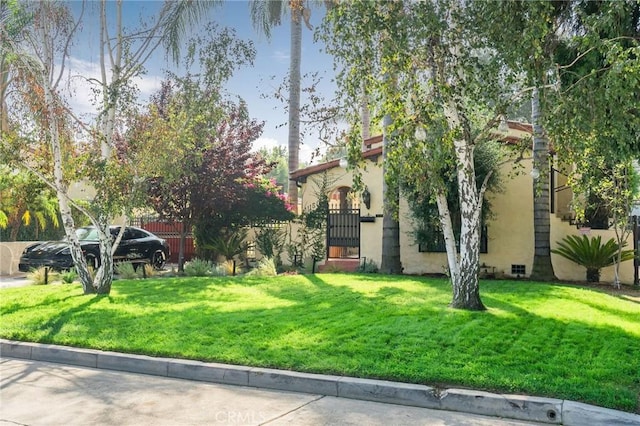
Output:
[
  {"xmin": 530, "ymin": 86, "xmax": 556, "ymax": 280},
  {"xmin": 528, "ymin": 1, "xmax": 574, "ymax": 281},
  {"xmin": 249, "ymin": 0, "xmax": 313, "ymax": 210}
]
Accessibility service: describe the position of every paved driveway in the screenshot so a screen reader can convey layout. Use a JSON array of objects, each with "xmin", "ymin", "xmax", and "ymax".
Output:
[{"xmin": 0, "ymin": 274, "xmax": 30, "ymax": 289}]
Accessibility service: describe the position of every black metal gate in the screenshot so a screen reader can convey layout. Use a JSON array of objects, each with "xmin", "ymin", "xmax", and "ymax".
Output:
[{"xmin": 327, "ymin": 209, "xmax": 360, "ymax": 258}]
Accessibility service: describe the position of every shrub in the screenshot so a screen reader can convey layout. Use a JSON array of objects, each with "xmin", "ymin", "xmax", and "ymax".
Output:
[
  {"xmin": 143, "ymin": 264, "xmax": 156, "ymax": 278},
  {"xmin": 60, "ymin": 269, "xmax": 77, "ymax": 284},
  {"xmin": 254, "ymin": 227, "xmax": 285, "ymax": 266},
  {"xmin": 27, "ymin": 267, "xmax": 58, "ymax": 285},
  {"xmin": 551, "ymin": 235, "xmax": 635, "ymax": 282},
  {"xmin": 184, "ymin": 258, "xmax": 213, "ymax": 277},
  {"xmin": 210, "ymin": 262, "xmax": 229, "ymax": 277},
  {"xmin": 323, "ymin": 263, "xmax": 344, "ymax": 273},
  {"xmin": 246, "ymin": 257, "xmax": 277, "ymax": 277},
  {"xmin": 205, "ymin": 228, "xmax": 248, "ymax": 262},
  {"xmin": 357, "ymin": 259, "xmax": 379, "ymax": 273},
  {"xmin": 115, "ymin": 262, "xmax": 140, "ymax": 279}
]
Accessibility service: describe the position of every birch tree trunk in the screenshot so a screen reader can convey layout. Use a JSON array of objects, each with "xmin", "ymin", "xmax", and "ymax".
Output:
[
  {"xmin": 0, "ymin": 54, "xmax": 9, "ymax": 133},
  {"xmin": 436, "ymin": 192, "xmax": 459, "ymax": 283},
  {"xmin": 444, "ymin": 101, "xmax": 485, "ymax": 310},
  {"xmin": 530, "ymin": 87, "xmax": 557, "ymax": 281},
  {"xmin": 361, "ymin": 90, "xmax": 370, "ymax": 143},
  {"xmin": 452, "ymin": 137, "xmax": 484, "ymax": 310},
  {"xmin": 33, "ymin": 2, "xmax": 95, "ymax": 293}
]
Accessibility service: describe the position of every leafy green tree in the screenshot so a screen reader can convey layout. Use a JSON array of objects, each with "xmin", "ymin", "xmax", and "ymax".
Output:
[
  {"xmin": 469, "ymin": 1, "xmax": 573, "ymax": 281},
  {"xmin": 0, "ymin": 167, "xmax": 59, "ymax": 241},
  {"xmin": 257, "ymin": 146, "xmax": 288, "ymax": 192},
  {"xmin": 1, "ymin": 1, "xmax": 217, "ymax": 294},
  {"xmin": 321, "ymin": 1, "xmax": 520, "ymax": 309},
  {"xmin": 547, "ymin": 1, "xmax": 640, "ymax": 287},
  {"xmin": 127, "ymin": 23, "xmax": 263, "ymax": 271}
]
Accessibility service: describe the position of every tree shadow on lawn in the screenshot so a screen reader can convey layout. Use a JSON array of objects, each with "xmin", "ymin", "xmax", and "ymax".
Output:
[
  {"xmin": 111, "ymin": 276, "xmax": 245, "ymax": 306},
  {"xmin": 1, "ymin": 291, "xmax": 86, "ymax": 316},
  {"xmin": 116, "ymin": 287, "xmax": 638, "ymax": 411},
  {"xmin": 24, "ymin": 296, "xmax": 103, "ymax": 344},
  {"xmin": 7, "ymin": 273, "xmax": 638, "ymax": 412},
  {"xmin": 481, "ymin": 280, "xmax": 640, "ymax": 324}
]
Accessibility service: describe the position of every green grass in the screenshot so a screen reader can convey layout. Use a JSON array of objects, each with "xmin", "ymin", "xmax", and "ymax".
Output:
[{"xmin": 1, "ymin": 274, "xmax": 638, "ymax": 412}]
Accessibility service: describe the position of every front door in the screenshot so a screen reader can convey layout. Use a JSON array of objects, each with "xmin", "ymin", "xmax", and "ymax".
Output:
[{"xmin": 327, "ymin": 208, "xmax": 360, "ymax": 259}]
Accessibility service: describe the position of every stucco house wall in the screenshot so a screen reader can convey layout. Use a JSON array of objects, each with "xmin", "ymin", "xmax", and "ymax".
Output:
[{"xmin": 291, "ymin": 127, "xmax": 637, "ymax": 285}]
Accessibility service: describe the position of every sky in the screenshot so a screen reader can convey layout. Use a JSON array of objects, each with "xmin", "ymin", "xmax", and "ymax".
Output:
[{"xmin": 66, "ymin": 1, "xmax": 338, "ymax": 164}]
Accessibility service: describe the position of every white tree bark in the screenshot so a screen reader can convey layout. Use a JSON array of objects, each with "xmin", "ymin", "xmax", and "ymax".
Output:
[
  {"xmin": 361, "ymin": 90, "xmax": 370, "ymax": 143},
  {"xmin": 443, "ymin": 100, "xmax": 485, "ymax": 310},
  {"xmin": 29, "ymin": 2, "xmax": 94, "ymax": 292},
  {"xmin": 435, "ymin": 192, "xmax": 459, "ymax": 281}
]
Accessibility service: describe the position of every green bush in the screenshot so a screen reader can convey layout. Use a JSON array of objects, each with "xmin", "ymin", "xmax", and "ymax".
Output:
[
  {"xmin": 246, "ymin": 257, "xmax": 277, "ymax": 277},
  {"xmin": 551, "ymin": 235, "xmax": 635, "ymax": 282},
  {"xmin": 60, "ymin": 269, "xmax": 77, "ymax": 284},
  {"xmin": 184, "ymin": 258, "xmax": 213, "ymax": 277},
  {"xmin": 357, "ymin": 259, "xmax": 379, "ymax": 273},
  {"xmin": 254, "ymin": 228, "xmax": 285, "ymax": 266},
  {"xmin": 27, "ymin": 267, "xmax": 58, "ymax": 285},
  {"xmin": 205, "ymin": 229, "xmax": 248, "ymax": 262},
  {"xmin": 211, "ymin": 262, "xmax": 230, "ymax": 277},
  {"xmin": 115, "ymin": 262, "xmax": 141, "ymax": 279}
]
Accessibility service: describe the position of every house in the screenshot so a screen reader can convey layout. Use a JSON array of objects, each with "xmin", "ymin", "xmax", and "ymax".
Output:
[{"xmin": 290, "ymin": 122, "xmax": 639, "ymax": 284}]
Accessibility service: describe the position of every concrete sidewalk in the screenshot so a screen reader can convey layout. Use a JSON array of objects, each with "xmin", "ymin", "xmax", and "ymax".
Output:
[
  {"xmin": 1, "ymin": 340, "xmax": 639, "ymax": 426},
  {"xmin": 1, "ymin": 358, "xmax": 539, "ymax": 426}
]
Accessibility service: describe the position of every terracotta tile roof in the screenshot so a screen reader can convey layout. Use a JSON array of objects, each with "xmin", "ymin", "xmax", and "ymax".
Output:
[
  {"xmin": 290, "ymin": 121, "xmax": 532, "ymax": 181},
  {"xmin": 290, "ymin": 145, "xmax": 382, "ymax": 181}
]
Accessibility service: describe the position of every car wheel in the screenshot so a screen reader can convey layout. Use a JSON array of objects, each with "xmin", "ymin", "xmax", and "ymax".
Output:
[
  {"xmin": 85, "ymin": 254, "xmax": 99, "ymax": 270},
  {"xmin": 151, "ymin": 250, "xmax": 166, "ymax": 270}
]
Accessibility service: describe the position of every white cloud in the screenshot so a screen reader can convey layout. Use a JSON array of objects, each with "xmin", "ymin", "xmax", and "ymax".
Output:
[
  {"xmin": 251, "ymin": 137, "xmax": 282, "ymax": 152},
  {"xmin": 134, "ymin": 73, "xmax": 163, "ymax": 99},
  {"xmin": 63, "ymin": 56, "xmax": 162, "ymax": 118},
  {"xmin": 300, "ymin": 143, "xmax": 318, "ymax": 166},
  {"xmin": 251, "ymin": 137, "xmax": 321, "ymax": 166},
  {"xmin": 272, "ymin": 50, "xmax": 290, "ymax": 63}
]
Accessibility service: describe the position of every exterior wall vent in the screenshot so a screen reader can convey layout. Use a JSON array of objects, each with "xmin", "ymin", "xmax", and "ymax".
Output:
[{"xmin": 511, "ymin": 264, "xmax": 526, "ymax": 276}]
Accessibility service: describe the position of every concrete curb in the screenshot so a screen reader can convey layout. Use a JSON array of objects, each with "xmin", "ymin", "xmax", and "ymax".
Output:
[{"xmin": 2, "ymin": 339, "xmax": 638, "ymax": 425}]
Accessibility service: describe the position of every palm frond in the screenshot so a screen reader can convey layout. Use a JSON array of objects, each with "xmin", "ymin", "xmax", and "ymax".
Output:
[
  {"xmin": 551, "ymin": 234, "xmax": 634, "ymax": 269},
  {"xmin": 0, "ymin": 210, "xmax": 8, "ymax": 229},
  {"xmin": 249, "ymin": 0, "xmax": 287, "ymax": 39},
  {"xmin": 21, "ymin": 209, "xmax": 31, "ymax": 226},
  {"xmin": 203, "ymin": 228, "xmax": 248, "ymax": 260},
  {"xmin": 161, "ymin": 0, "xmax": 221, "ymax": 64}
]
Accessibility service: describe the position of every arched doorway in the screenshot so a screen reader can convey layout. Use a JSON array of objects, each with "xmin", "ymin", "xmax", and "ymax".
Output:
[{"xmin": 327, "ymin": 187, "xmax": 360, "ymax": 259}]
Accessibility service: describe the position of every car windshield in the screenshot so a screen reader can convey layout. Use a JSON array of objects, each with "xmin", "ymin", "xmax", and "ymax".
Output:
[{"xmin": 75, "ymin": 227, "xmax": 100, "ymax": 241}]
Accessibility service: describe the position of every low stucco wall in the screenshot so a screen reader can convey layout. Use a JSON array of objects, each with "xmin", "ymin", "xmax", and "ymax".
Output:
[{"xmin": 0, "ymin": 242, "xmax": 37, "ymax": 276}]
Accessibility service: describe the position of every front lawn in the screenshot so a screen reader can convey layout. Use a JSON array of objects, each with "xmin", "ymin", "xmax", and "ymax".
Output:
[{"xmin": 1, "ymin": 274, "xmax": 638, "ymax": 412}]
